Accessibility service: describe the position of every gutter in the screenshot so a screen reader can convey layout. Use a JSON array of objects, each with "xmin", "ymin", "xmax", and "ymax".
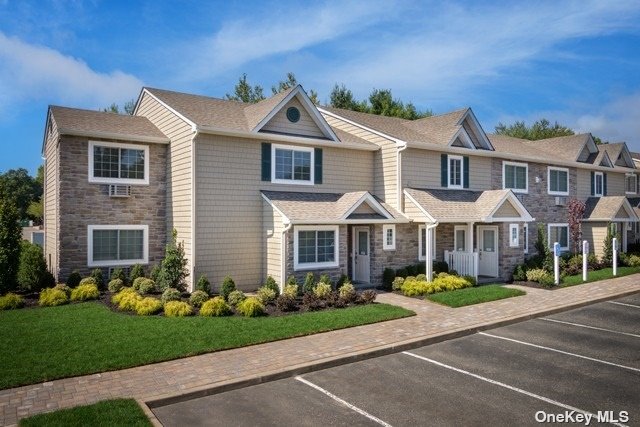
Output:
[
  {"xmin": 397, "ymin": 143, "xmax": 408, "ymax": 212},
  {"xmin": 58, "ymin": 128, "xmax": 170, "ymax": 144}
]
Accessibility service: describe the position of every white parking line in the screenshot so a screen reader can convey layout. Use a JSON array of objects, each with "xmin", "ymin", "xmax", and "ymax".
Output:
[
  {"xmin": 479, "ymin": 332, "xmax": 640, "ymax": 373},
  {"xmin": 608, "ymin": 301, "xmax": 640, "ymax": 309},
  {"xmin": 402, "ymin": 351, "xmax": 628, "ymax": 427},
  {"xmin": 540, "ymin": 318, "xmax": 640, "ymax": 338},
  {"xmin": 295, "ymin": 376, "xmax": 392, "ymax": 427}
]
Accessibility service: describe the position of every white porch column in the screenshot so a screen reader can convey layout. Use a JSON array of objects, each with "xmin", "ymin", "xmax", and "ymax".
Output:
[
  {"xmin": 426, "ymin": 222, "xmax": 438, "ymax": 282},
  {"xmin": 467, "ymin": 222, "xmax": 474, "ymax": 252}
]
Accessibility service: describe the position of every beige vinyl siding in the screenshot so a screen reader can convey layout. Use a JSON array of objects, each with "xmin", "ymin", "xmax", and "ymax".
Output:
[
  {"xmin": 263, "ymin": 200, "xmax": 283, "ymax": 285},
  {"xmin": 195, "ymin": 134, "xmax": 374, "ymax": 291},
  {"xmin": 136, "ymin": 93, "xmax": 194, "ymax": 286},
  {"xmin": 403, "ymin": 197, "xmax": 429, "ymax": 221},
  {"xmin": 402, "ymin": 148, "xmax": 492, "ymax": 191},
  {"xmin": 493, "ymin": 201, "xmax": 519, "ymax": 218},
  {"xmin": 322, "ymin": 114, "xmax": 397, "ymax": 209},
  {"xmin": 261, "ymin": 97, "xmax": 326, "ymax": 138},
  {"xmin": 44, "ymin": 119, "xmax": 60, "ymax": 279},
  {"xmin": 351, "ymin": 203, "xmax": 377, "ymax": 215},
  {"xmin": 607, "ymin": 172, "xmax": 625, "ymax": 196},
  {"xmin": 576, "ymin": 169, "xmax": 592, "ymax": 199},
  {"xmin": 615, "ymin": 206, "xmax": 630, "ymax": 219},
  {"xmin": 582, "ymin": 222, "xmax": 608, "ymax": 258}
]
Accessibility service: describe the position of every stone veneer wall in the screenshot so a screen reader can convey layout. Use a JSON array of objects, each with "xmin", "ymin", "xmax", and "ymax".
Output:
[
  {"xmin": 498, "ymin": 222, "xmax": 526, "ymax": 280},
  {"xmin": 369, "ymin": 223, "xmax": 420, "ymax": 287},
  {"xmin": 57, "ymin": 136, "xmax": 167, "ymax": 281}
]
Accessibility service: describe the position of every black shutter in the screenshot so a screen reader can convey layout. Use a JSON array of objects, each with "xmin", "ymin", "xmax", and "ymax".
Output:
[
  {"xmin": 590, "ymin": 171, "xmax": 595, "ymax": 196},
  {"xmin": 314, "ymin": 148, "xmax": 323, "ymax": 184},
  {"xmin": 603, "ymin": 173, "xmax": 607, "ymax": 196},
  {"xmin": 441, "ymin": 154, "xmax": 448, "ymax": 187},
  {"xmin": 463, "ymin": 156, "xmax": 470, "ymax": 189},
  {"xmin": 261, "ymin": 143, "xmax": 271, "ymax": 181}
]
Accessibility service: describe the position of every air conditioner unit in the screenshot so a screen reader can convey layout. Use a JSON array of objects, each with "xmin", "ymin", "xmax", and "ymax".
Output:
[
  {"xmin": 555, "ymin": 196, "xmax": 567, "ymax": 206},
  {"xmin": 109, "ymin": 185, "xmax": 131, "ymax": 198}
]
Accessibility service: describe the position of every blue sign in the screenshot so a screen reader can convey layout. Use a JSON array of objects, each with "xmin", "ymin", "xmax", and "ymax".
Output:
[{"xmin": 553, "ymin": 242, "xmax": 561, "ymax": 257}]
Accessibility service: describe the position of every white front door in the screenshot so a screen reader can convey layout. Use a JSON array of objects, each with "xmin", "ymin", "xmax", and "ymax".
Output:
[
  {"xmin": 478, "ymin": 226, "xmax": 499, "ymax": 277},
  {"xmin": 353, "ymin": 227, "xmax": 370, "ymax": 283}
]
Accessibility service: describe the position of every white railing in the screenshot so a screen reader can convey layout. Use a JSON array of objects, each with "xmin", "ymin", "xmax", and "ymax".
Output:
[{"xmin": 444, "ymin": 250, "xmax": 478, "ymax": 279}]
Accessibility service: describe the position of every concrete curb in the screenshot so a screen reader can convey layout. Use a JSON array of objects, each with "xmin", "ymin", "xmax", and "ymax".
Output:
[{"xmin": 146, "ymin": 287, "xmax": 639, "ymax": 409}]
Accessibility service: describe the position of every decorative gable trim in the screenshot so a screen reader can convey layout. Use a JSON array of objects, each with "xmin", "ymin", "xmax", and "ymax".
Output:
[
  {"xmin": 447, "ymin": 128, "xmax": 475, "ymax": 149},
  {"xmin": 457, "ymin": 109, "xmax": 494, "ymax": 150},
  {"xmin": 483, "ymin": 191, "xmax": 534, "ymax": 223},
  {"xmin": 600, "ymin": 151, "xmax": 613, "ymax": 167},
  {"xmin": 340, "ymin": 193, "xmax": 394, "ymax": 220},
  {"xmin": 618, "ymin": 143, "xmax": 636, "ymax": 169}
]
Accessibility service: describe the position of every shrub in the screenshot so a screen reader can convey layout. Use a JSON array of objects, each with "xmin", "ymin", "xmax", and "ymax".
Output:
[
  {"xmin": 336, "ymin": 274, "xmax": 349, "ymax": 287},
  {"xmin": 0, "ymin": 293, "xmax": 24, "ymax": 310},
  {"xmin": 587, "ymin": 254, "xmax": 601, "ymax": 270},
  {"xmin": 563, "ymin": 255, "xmax": 583, "ymax": 276},
  {"xmin": 360, "ymin": 289, "xmax": 377, "ymax": 304},
  {"xmin": 195, "ymin": 275, "xmax": 211, "ymax": 295},
  {"xmin": 338, "ymin": 282, "xmax": 356, "ymax": 303},
  {"xmin": 0, "ymin": 196, "xmax": 21, "ymax": 294},
  {"xmin": 133, "ymin": 278, "xmax": 156, "ymax": 294},
  {"xmin": 227, "ymin": 290, "xmax": 246, "ymax": 306},
  {"xmin": 108, "ymin": 279, "xmax": 124, "ymax": 293},
  {"xmin": 461, "ymin": 275, "xmax": 476, "ymax": 287},
  {"xmin": 395, "ymin": 268, "xmax": 408, "ymax": 278},
  {"xmin": 54, "ymin": 283, "xmax": 72, "ymax": 297},
  {"xmin": 392, "ymin": 276, "xmax": 405, "ymax": 291},
  {"xmin": 70, "ymin": 284, "xmax": 100, "ymax": 301},
  {"xmin": 112, "ymin": 288, "xmax": 142, "ymax": 311},
  {"xmin": 161, "ymin": 287, "xmax": 181, "ymax": 304},
  {"xmin": 157, "ymin": 230, "xmax": 189, "ymax": 292},
  {"xmin": 432, "ymin": 274, "xmax": 472, "ymax": 291},
  {"xmin": 313, "ymin": 282, "xmax": 332, "ymax": 299},
  {"xmin": 416, "ymin": 273, "xmax": 427, "ymax": 281},
  {"xmin": 627, "ymin": 254, "xmax": 640, "ymax": 267},
  {"xmin": 18, "ymin": 241, "xmax": 54, "ymax": 292},
  {"xmin": 405, "ymin": 264, "xmax": 417, "ymax": 276},
  {"xmin": 150, "ymin": 265, "xmax": 161, "ymax": 282},
  {"xmin": 132, "ymin": 277, "xmax": 146, "ymax": 289},
  {"xmin": 262, "ymin": 276, "xmax": 280, "ymax": 297},
  {"xmin": 539, "ymin": 273, "xmax": 556, "ymax": 288},
  {"xmin": 526, "ymin": 268, "xmax": 548, "ymax": 283},
  {"xmin": 276, "ymin": 294, "xmax": 298, "ymax": 312},
  {"xmin": 433, "ymin": 261, "xmax": 449, "ymax": 274},
  {"xmin": 90, "ymin": 268, "xmax": 104, "ymax": 290},
  {"xmin": 416, "ymin": 263, "xmax": 426, "ymax": 275},
  {"xmin": 257, "ymin": 286, "xmax": 277, "ymax": 304},
  {"xmin": 618, "ymin": 252, "xmax": 630, "ymax": 267},
  {"xmin": 79, "ymin": 277, "xmax": 97, "ymax": 286},
  {"xmin": 220, "ymin": 276, "xmax": 236, "ymax": 301},
  {"xmin": 135, "ymin": 297, "xmax": 163, "ymax": 316},
  {"xmin": 109, "ymin": 267, "xmax": 127, "ymax": 284},
  {"xmin": 283, "ymin": 284, "xmax": 298, "ymax": 298},
  {"xmin": 236, "ymin": 297, "xmax": 265, "ymax": 317},
  {"xmin": 164, "ymin": 301, "xmax": 193, "ymax": 317},
  {"xmin": 400, "ymin": 279, "xmax": 431, "ymax": 297},
  {"xmin": 128, "ymin": 264, "xmax": 145, "ymax": 284},
  {"xmin": 39, "ymin": 287, "xmax": 69, "ymax": 307},
  {"xmin": 327, "ymin": 291, "xmax": 346, "ymax": 308},
  {"xmin": 189, "ymin": 290, "xmax": 209, "ymax": 307},
  {"xmin": 302, "ymin": 292, "xmax": 324, "ymax": 311},
  {"xmin": 286, "ymin": 275, "xmax": 298, "ymax": 287},
  {"xmin": 303, "ymin": 272, "xmax": 315, "ymax": 293},
  {"xmin": 512, "ymin": 264, "xmax": 527, "ymax": 282},
  {"xmin": 318, "ymin": 274, "xmax": 332, "ymax": 286},
  {"xmin": 66, "ymin": 270, "xmax": 82, "ymax": 287},
  {"xmin": 382, "ymin": 268, "xmax": 395, "ymax": 290},
  {"xmin": 200, "ymin": 297, "xmax": 232, "ymax": 317}
]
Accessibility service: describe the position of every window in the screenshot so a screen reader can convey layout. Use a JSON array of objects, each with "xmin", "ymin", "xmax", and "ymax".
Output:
[
  {"xmin": 87, "ymin": 225, "xmax": 148, "ymax": 267},
  {"xmin": 509, "ymin": 224, "xmax": 519, "ymax": 247},
  {"xmin": 454, "ymin": 226, "xmax": 466, "ymax": 252},
  {"xmin": 626, "ymin": 174, "xmax": 637, "ymax": 194},
  {"xmin": 548, "ymin": 167, "xmax": 569, "ymax": 195},
  {"xmin": 272, "ymin": 144, "xmax": 314, "ymax": 185},
  {"xmin": 594, "ymin": 172, "xmax": 604, "ymax": 197},
  {"xmin": 548, "ymin": 224, "xmax": 569, "ymax": 251},
  {"xmin": 383, "ymin": 224, "xmax": 395, "ymax": 251},
  {"xmin": 449, "ymin": 155, "xmax": 463, "ymax": 188},
  {"xmin": 418, "ymin": 225, "xmax": 436, "ymax": 260},
  {"xmin": 88, "ymin": 141, "xmax": 149, "ymax": 185},
  {"xmin": 294, "ymin": 226, "xmax": 338, "ymax": 270},
  {"xmin": 524, "ymin": 223, "xmax": 529, "ymax": 254},
  {"xmin": 503, "ymin": 162, "xmax": 528, "ymax": 193}
]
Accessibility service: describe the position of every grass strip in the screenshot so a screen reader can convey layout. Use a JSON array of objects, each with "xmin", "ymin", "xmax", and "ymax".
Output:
[
  {"xmin": 561, "ymin": 266, "xmax": 640, "ymax": 287},
  {"xmin": 426, "ymin": 284, "xmax": 525, "ymax": 308}
]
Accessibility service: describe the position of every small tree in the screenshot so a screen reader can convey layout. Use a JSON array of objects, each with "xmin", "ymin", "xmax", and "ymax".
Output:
[
  {"xmin": 195, "ymin": 274, "xmax": 211, "ymax": 295},
  {"xmin": 17, "ymin": 241, "xmax": 54, "ymax": 292},
  {"xmin": 567, "ymin": 198, "xmax": 586, "ymax": 254},
  {"xmin": 0, "ymin": 195, "xmax": 22, "ymax": 293},
  {"xmin": 534, "ymin": 223, "xmax": 550, "ymax": 259},
  {"xmin": 90, "ymin": 268, "xmax": 105, "ymax": 290},
  {"xmin": 602, "ymin": 223, "xmax": 618, "ymax": 267},
  {"xmin": 157, "ymin": 229, "xmax": 189, "ymax": 292},
  {"xmin": 128, "ymin": 264, "xmax": 145, "ymax": 283}
]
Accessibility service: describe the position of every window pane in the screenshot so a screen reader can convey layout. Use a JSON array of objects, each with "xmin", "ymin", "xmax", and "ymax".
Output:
[
  {"xmin": 386, "ymin": 228, "xmax": 393, "ymax": 246},
  {"xmin": 317, "ymin": 231, "xmax": 335, "ymax": 262},
  {"xmin": 275, "ymin": 149, "xmax": 293, "ymax": 180},
  {"xmin": 358, "ymin": 231, "xmax": 368, "ymax": 255},
  {"xmin": 119, "ymin": 230, "xmax": 144, "ymax": 260},
  {"xmin": 515, "ymin": 166, "xmax": 526, "ymax": 189},
  {"xmin": 455, "ymin": 229, "xmax": 466, "ymax": 251},
  {"xmin": 560, "ymin": 227, "xmax": 568, "ymax": 248},
  {"xmin": 293, "ymin": 151, "xmax": 311, "ymax": 181},
  {"xmin": 93, "ymin": 230, "xmax": 118, "ymax": 261},
  {"xmin": 120, "ymin": 149, "xmax": 145, "ymax": 179},
  {"xmin": 504, "ymin": 165, "xmax": 514, "ymax": 188},
  {"xmin": 558, "ymin": 171, "xmax": 567, "ymax": 192},
  {"xmin": 298, "ymin": 231, "xmax": 316, "ymax": 263},
  {"xmin": 450, "ymin": 158, "xmax": 461, "ymax": 186},
  {"xmin": 421, "ymin": 228, "xmax": 426, "ymax": 257},
  {"xmin": 94, "ymin": 146, "xmax": 119, "ymax": 178},
  {"xmin": 483, "ymin": 230, "xmax": 495, "ymax": 252},
  {"xmin": 596, "ymin": 175, "xmax": 603, "ymax": 195}
]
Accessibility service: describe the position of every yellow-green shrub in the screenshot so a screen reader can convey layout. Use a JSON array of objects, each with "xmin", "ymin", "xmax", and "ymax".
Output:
[
  {"xmin": 79, "ymin": 277, "xmax": 97, "ymax": 286},
  {"xmin": 70, "ymin": 284, "xmax": 100, "ymax": 301},
  {"xmin": 164, "ymin": 301, "xmax": 193, "ymax": 317},
  {"xmin": 54, "ymin": 283, "xmax": 72, "ymax": 297},
  {"xmin": 227, "ymin": 290, "xmax": 246, "ymax": 306},
  {"xmin": 0, "ymin": 293, "xmax": 24, "ymax": 310},
  {"xmin": 135, "ymin": 297, "xmax": 163, "ymax": 315},
  {"xmin": 313, "ymin": 282, "xmax": 332, "ymax": 299},
  {"xmin": 432, "ymin": 274, "xmax": 472, "ymax": 291},
  {"xmin": 627, "ymin": 254, "xmax": 640, "ymax": 267},
  {"xmin": 400, "ymin": 274, "xmax": 472, "ymax": 297},
  {"xmin": 39, "ymin": 288, "xmax": 69, "ymax": 307},
  {"xmin": 189, "ymin": 290, "xmax": 209, "ymax": 308},
  {"xmin": 112, "ymin": 288, "xmax": 142, "ymax": 311},
  {"xmin": 338, "ymin": 282, "xmax": 356, "ymax": 299},
  {"xmin": 256, "ymin": 286, "xmax": 277, "ymax": 304},
  {"xmin": 236, "ymin": 296, "xmax": 265, "ymax": 317},
  {"xmin": 400, "ymin": 279, "xmax": 431, "ymax": 297},
  {"xmin": 283, "ymin": 284, "xmax": 298, "ymax": 298},
  {"xmin": 200, "ymin": 297, "xmax": 232, "ymax": 317},
  {"xmin": 526, "ymin": 268, "xmax": 548, "ymax": 283}
]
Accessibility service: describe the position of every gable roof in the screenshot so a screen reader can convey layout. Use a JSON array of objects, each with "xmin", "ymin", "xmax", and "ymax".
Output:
[
  {"xmin": 601, "ymin": 142, "xmax": 635, "ymax": 168},
  {"xmin": 583, "ymin": 196, "xmax": 638, "ymax": 222},
  {"xmin": 487, "ymin": 133, "xmax": 594, "ymax": 163}
]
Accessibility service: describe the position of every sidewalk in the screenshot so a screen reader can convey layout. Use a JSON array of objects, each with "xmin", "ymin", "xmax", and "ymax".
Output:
[{"xmin": 2, "ymin": 276, "xmax": 639, "ymax": 426}]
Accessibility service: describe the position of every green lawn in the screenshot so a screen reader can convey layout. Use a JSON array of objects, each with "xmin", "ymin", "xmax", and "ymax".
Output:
[
  {"xmin": 0, "ymin": 302, "xmax": 413, "ymax": 390},
  {"xmin": 561, "ymin": 266, "xmax": 640, "ymax": 287},
  {"xmin": 426, "ymin": 285, "xmax": 526, "ymax": 308},
  {"xmin": 19, "ymin": 398, "xmax": 150, "ymax": 427}
]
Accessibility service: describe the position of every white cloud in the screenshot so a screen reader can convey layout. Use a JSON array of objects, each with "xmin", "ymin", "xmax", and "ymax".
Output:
[{"xmin": 0, "ymin": 32, "xmax": 143, "ymax": 118}]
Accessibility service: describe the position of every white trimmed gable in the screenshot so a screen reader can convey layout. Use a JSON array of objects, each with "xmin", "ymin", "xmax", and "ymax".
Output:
[{"xmin": 448, "ymin": 108, "xmax": 493, "ymax": 150}]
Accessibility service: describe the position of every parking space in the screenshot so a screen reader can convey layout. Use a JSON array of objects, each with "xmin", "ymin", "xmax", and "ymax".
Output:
[{"xmin": 153, "ymin": 293, "xmax": 640, "ymax": 426}]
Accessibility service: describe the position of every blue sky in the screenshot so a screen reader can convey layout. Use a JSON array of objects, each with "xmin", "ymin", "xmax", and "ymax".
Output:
[{"xmin": 2, "ymin": 0, "xmax": 640, "ymax": 175}]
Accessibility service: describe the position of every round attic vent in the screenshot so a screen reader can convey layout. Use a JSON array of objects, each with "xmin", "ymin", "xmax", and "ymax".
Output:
[{"xmin": 286, "ymin": 106, "xmax": 300, "ymax": 123}]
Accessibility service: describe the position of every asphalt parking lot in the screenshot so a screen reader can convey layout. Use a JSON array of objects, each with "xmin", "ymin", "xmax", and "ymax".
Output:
[{"xmin": 153, "ymin": 293, "xmax": 640, "ymax": 427}]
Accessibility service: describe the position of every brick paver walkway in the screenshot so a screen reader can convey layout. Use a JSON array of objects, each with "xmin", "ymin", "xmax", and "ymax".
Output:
[{"xmin": 2, "ymin": 276, "xmax": 639, "ymax": 426}]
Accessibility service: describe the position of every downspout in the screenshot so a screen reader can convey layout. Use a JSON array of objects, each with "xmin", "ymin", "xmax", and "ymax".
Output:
[
  {"xmin": 190, "ymin": 129, "xmax": 198, "ymax": 292},
  {"xmin": 397, "ymin": 144, "xmax": 408, "ymax": 212},
  {"xmin": 425, "ymin": 222, "xmax": 439, "ymax": 282},
  {"xmin": 281, "ymin": 222, "xmax": 293, "ymax": 293}
]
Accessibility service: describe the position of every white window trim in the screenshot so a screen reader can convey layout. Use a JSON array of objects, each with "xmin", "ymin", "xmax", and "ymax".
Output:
[
  {"xmin": 625, "ymin": 173, "xmax": 637, "ymax": 195},
  {"xmin": 87, "ymin": 224, "xmax": 149, "ymax": 267},
  {"xmin": 509, "ymin": 223, "xmax": 519, "ymax": 248},
  {"xmin": 448, "ymin": 155, "xmax": 464, "ymax": 189},
  {"xmin": 523, "ymin": 223, "xmax": 529, "ymax": 254},
  {"xmin": 293, "ymin": 225, "xmax": 339, "ymax": 270},
  {"xmin": 502, "ymin": 161, "xmax": 528, "ymax": 194},
  {"xmin": 547, "ymin": 223, "xmax": 569, "ymax": 251},
  {"xmin": 382, "ymin": 224, "xmax": 396, "ymax": 251},
  {"xmin": 454, "ymin": 225, "xmax": 467, "ymax": 252},
  {"xmin": 418, "ymin": 224, "xmax": 436, "ymax": 261},
  {"xmin": 547, "ymin": 166, "xmax": 569, "ymax": 196},
  {"xmin": 271, "ymin": 143, "xmax": 315, "ymax": 186},
  {"xmin": 88, "ymin": 141, "xmax": 150, "ymax": 185},
  {"xmin": 594, "ymin": 171, "xmax": 604, "ymax": 197}
]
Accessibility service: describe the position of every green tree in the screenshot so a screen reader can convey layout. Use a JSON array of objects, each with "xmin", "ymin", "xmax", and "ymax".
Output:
[
  {"xmin": 225, "ymin": 73, "xmax": 266, "ymax": 103},
  {"xmin": 0, "ymin": 194, "xmax": 22, "ymax": 293},
  {"xmin": 271, "ymin": 72, "xmax": 298, "ymax": 95},
  {"xmin": 17, "ymin": 241, "xmax": 53, "ymax": 292},
  {"xmin": 157, "ymin": 229, "xmax": 189, "ymax": 292},
  {"xmin": 0, "ymin": 168, "xmax": 41, "ymax": 221},
  {"xmin": 602, "ymin": 224, "xmax": 618, "ymax": 267},
  {"xmin": 494, "ymin": 119, "xmax": 575, "ymax": 140},
  {"xmin": 328, "ymin": 85, "xmax": 432, "ymax": 119},
  {"xmin": 102, "ymin": 99, "xmax": 136, "ymax": 115}
]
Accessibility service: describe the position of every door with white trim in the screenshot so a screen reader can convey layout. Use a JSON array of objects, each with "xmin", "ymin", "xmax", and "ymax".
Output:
[
  {"xmin": 477, "ymin": 226, "xmax": 499, "ymax": 277},
  {"xmin": 353, "ymin": 227, "xmax": 370, "ymax": 283}
]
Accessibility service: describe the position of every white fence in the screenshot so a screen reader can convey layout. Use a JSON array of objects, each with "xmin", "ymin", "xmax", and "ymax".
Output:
[{"xmin": 444, "ymin": 250, "xmax": 478, "ymax": 279}]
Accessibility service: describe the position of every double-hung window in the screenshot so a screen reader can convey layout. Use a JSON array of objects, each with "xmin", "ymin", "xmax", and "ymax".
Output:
[
  {"xmin": 548, "ymin": 224, "xmax": 569, "ymax": 251},
  {"xmin": 454, "ymin": 226, "xmax": 466, "ymax": 252},
  {"xmin": 272, "ymin": 144, "xmax": 313, "ymax": 185},
  {"xmin": 294, "ymin": 226, "xmax": 338, "ymax": 270},
  {"xmin": 383, "ymin": 225, "xmax": 396, "ymax": 251},
  {"xmin": 418, "ymin": 225, "xmax": 437, "ymax": 260},
  {"xmin": 503, "ymin": 162, "xmax": 528, "ymax": 193},
  {"xmin": 509, "ymin": 224, "xmax": 519, "ymax": 247},
  {"xmin": 548, "ymin": 167, "xmax": 569, "ymax": 195},
  {"xmin": 449, "ymin": 155, "xmax": 463, "ymax": 189},
  {"xmin": 88, "ymin": 225, "xmax": 148, "ymax": 267},
  {"xmin": 594, "ymin": 172, "xmax": 604, "ymax": 197},
  {"xmin": 626, "ymin": 174, "xmax": 637, "ymax": 194},
  {"xmin": 89, "ymin": 141, "xmax": 149, "ymax": 185}
]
